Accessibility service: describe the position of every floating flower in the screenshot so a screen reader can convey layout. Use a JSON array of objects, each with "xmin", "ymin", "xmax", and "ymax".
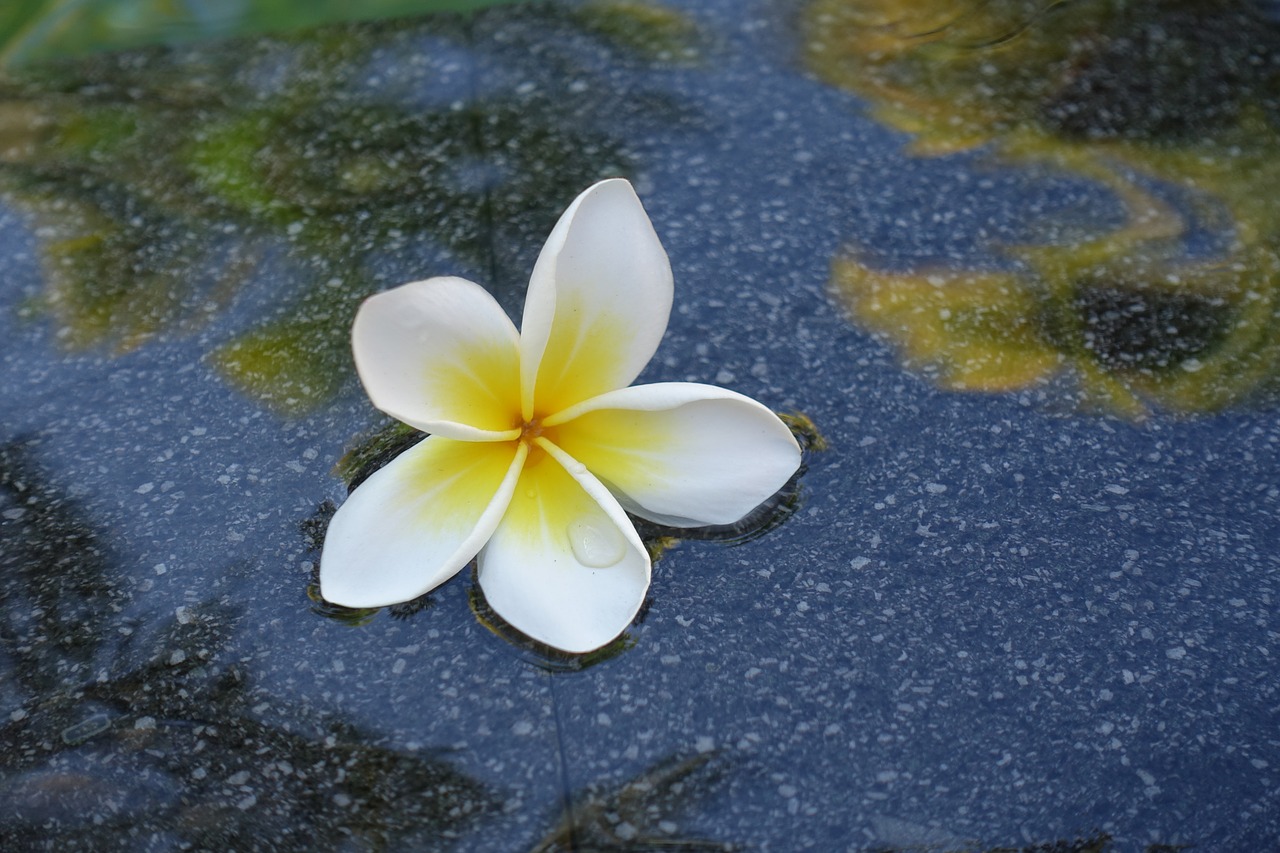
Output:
[{"xmin": 320, "ymin": 179, "xmax": 801, "ymax": 652}]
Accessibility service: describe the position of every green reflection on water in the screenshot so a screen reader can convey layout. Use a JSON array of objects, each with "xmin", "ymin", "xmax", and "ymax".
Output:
[
  {"xmin": 1, "ymin": 0, "xmax": 528, "ymax": 67},
  {"xmin": 1, "ymin": 3, "xmax": 700, "ymax": 414},
  {"xmin": 805, "ymin": 0, "xmax": 1280, "ymax": 418},
  {"xmin": 568, "ymin": 0, "xmax": 701, "ymax": 64}
]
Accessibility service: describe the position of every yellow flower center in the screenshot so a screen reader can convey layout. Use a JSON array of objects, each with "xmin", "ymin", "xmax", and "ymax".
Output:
[{"xmin": 514, "ymin": 416, "xmax": 561, "ymax": 468}]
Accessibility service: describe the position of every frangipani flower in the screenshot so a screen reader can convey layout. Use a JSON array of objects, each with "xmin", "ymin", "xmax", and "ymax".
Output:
[{"xmin": 320, "ymin": 179, "xmax": 801, "ymax": 653}]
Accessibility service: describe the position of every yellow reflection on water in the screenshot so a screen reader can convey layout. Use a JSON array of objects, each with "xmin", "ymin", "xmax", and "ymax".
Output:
[{"xmin": 807, "ymin": 0, "xmax": 1280, "ymax": 417}]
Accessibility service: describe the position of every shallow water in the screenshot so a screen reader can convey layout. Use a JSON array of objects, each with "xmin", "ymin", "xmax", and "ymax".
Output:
[{"xmin": 2, "ymin": 1, "xmax": 1278, "ymax": 849}]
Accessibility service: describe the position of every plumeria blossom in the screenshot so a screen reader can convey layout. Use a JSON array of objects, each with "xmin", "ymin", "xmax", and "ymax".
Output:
[{"xmin": 320, "ymin": 179, "xmax": 801, "ymax": 653}]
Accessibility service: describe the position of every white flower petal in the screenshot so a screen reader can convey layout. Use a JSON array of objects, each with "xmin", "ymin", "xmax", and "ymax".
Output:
[
  {"xmin": 547, "ymin": 382, "xmax": 801, "ymax": 527},
  {"xmin": 320, "ymin": 436, "xmax": 526, "ymax": 608},
  {"xmin": 477, "ymin": 438, "xmax": 650, "ymax": 653},
  {"xmin": 353, "ymin": 277, "xmax": 522, "ymax": 441},
  {"xmin": 519, "ymin": 178, "xmax": 674, "ymax": 418}
]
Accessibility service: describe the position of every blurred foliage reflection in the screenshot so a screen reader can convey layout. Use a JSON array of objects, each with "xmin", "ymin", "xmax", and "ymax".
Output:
[
  {"xmin": 806, "ymin": 0, "xmax": 1280, "ymax": 417},
  {"xmin": 0, "ymin": 0, "xmax": 529, "ymax": 66},
  {"xmin": 0, "ymin": 2, "xmax": 701, "ymax": 414}
]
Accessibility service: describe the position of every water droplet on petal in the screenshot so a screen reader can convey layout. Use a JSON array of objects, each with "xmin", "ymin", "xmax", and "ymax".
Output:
[{"xmin": 567, "ymin": 518, "xmax": 626, "ymax": 568}]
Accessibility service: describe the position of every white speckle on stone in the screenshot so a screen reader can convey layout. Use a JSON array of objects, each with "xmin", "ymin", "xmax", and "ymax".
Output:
[
  {"xmin": 851, "ymin": 557, "xmax": 870, "ymax": 570},
  {"xmin": 1105, "ymin": 484, "xmax": 1129, "ymax": 495},
  {"xmin": 175, "ymin": 606, "xmax": 194, "ymax": 624},
  {"xmin": 333, "ymin": 793, "xmax": 352, "ymax": 807},
  {"xmin": 1136, "ymin": 769, "xmax": 1157, "ymax": 787},
  {"xmin": 695, "ymin": 735, "xmax": 715, "ymax": 753},
  {"xmin": 512, "ymin": 720, "xmax": 533, "ymax": 736},
  {"xmin": 1166, "ymin": 647, "xmax": 1187, "ymax": 660},
  {"xmin": 227, "ymin": 770, "xmax": 251, "ymax": 786},
  {"xmin": 392, "ymin": 658, "xmax": 406, "ymax": 675},
  {"xmin": 237, "ymin": 794, "xmax": 257, "ymax": 810},
  {"xmin": 136, "ymin": 482, "xmax": 155, "ymax": 494},
  {"xmin": 134, "ymin": 716, "xmax": 157, "ymax": 730},
  {"xmin": 168, "ymin": 649, "xmax": 186, "ymax": 666},
  {"xmin": 925, "ymin": 482, "xmax": 947, "ymax": 494},
  {"xmin": 614, "ymin": 822, "xmax": 638, "ymax": 841}
]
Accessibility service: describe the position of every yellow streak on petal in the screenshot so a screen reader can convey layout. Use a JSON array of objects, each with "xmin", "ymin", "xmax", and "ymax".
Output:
[
  {"xmin": 424, "ymin": 335, "xmax": 523, "ymax": 434},
  {"xmin": 546, "ymin": 410, "xmax": 675, "ymax": 496},
  {"xmin": 532, "ymin": 292, "xmax": 630, "ymax": 417},
  {"xmin": 497, "ymin": 440, "xmax": 625, "ymax": 566},
  {"xmin": 391, "ymin": 437, "xmax": 523, "ymax": 530}
]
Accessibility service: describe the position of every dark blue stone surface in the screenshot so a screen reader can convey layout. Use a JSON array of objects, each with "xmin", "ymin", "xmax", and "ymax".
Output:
[{"xmin": 1, "ymin": 1, "xmax": 1276, "ymax": 849}]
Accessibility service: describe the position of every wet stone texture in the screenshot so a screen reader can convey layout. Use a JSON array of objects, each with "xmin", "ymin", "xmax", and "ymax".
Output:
[{"xmin": 1, "ymin": 0, "xmax": 1278, "ymax": 850}]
